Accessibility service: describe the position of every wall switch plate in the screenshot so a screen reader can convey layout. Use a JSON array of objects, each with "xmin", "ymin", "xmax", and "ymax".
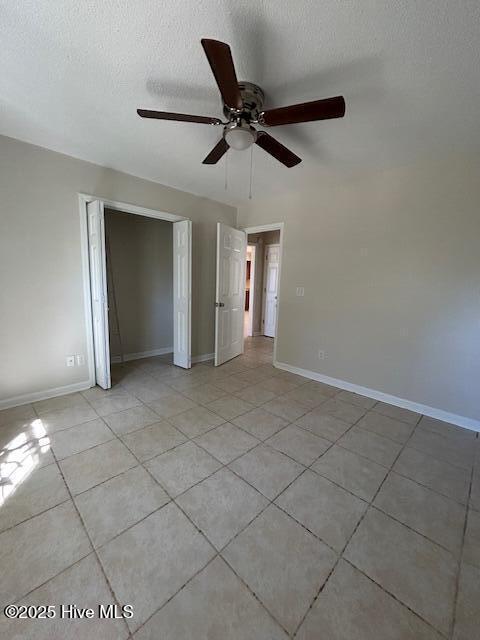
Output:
[
  {"xmin": 296, "ymin": 287, "xmax": 305, "ymax": 297},
  {"xmin": 76, "ymin": 354, "xmax": 85, "ymax": 366},
  {"xmin": 318, "ymin": 350, "xmax": 326, "ymax": 360},
  {"xmin": 66, "ymin": 355, "xmax": 75, "ymax": 367}
]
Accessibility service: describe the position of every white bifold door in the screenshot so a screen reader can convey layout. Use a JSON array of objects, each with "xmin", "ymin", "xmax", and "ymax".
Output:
[
  {"xmin": 262, "ymin": 244, "xmax": 280, "ymax": 338},
  {"xmin": 88, "ymin": 202, "xmax": 192, "ymax": 389},
  {"xmin": 214, "ymin": 223, "xmax": 247, "ymax": 366},
  {"xmin": 173, "ymin": 219, "xmax": 192, "ymax": 369},
  {"xmin": 87, "ymin": 200, "xmax": 111, "ymax": 389}
]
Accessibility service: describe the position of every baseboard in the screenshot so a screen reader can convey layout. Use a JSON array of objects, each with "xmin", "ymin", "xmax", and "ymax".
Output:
[
  {"xmin": 0, "ymin": 380, "xmax": 93, "ymax": 411},
  {"xmin": 110, "ymin": 347, "xmax": 173, "ymax": 364},
  {"xmin": 274, "ymin": 360, "xmax": 480, "ymax": 433},
  {"xmin": 0, "ymin": 350, "xmax": 215, "ymax": 411},
  {"xmin": 192, "ymin": 352, "xmax": 214, "ymax": 364}
]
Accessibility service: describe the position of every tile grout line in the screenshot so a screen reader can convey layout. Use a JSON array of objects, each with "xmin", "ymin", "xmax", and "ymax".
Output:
[
  {"xmin": 111, "ymin": 379, "xmax": 322, "ymax": 636},
  {"xmin": 125, "ymin": 429, "xmax": 302, "ymax": 636},
  {"xmin": 2, "ymin": 393, "xmax": 404, "ymax": 550},
  {"xmin": 391, "ymin": 460, "xmax": 471, "ymax": 507},
  {"xmin": 1, "ymin": 347, "xmax": 472, "ymax": 638},
  {"xmin": 448, "ymin": 458, "xmax": 475, "ymax": 639},
  {"xmin": 29, "ymin": 403, "xmax": 133, "ymax": 639},
  {"xmin": 84, "ymin": 438, "xmax": 267, "ymax": 551},
  {"xmin": 113, "ymin": 420, "xmax": 227, "ymax": 635},
  {"xmin": 158, "ymin": 401, "xmax": 382, "ymax": 636},
  {"xmin": 0, "ymin": 373, "xmax": 461, "ymax": 535},
  {"xmin": 82, "ymin": 385, "xmax": 238, "ymax": 635},
  {"xmin": 0, "ymin": 494, "xmax": 72, "ymax": 537},
  {"xmin": 80, "ymin": 387, "xmax": 233, "ymax": 636},
  {"xmin": 296, "ymin": 422, "xmax": 472, "ymax": 559},
  {"xmin": 341, "ymin": 556, "xmax": 451, "ymax": 640},
  {"xmin": 129, "ymin": 553, "xmax": 222, "ymax": 636},
  {"xmin": 324, "ymin": 415, "xmax": 474, "ymax": 507},
  {"xmin": 305, "ymin": 424, "xmax": 474, "ymax": 509},
  {"xmin": 24, "ymin": 373, "xmax": 472, "ymax": 501},
  {"xmin": 340, "ymin": 417, "xmax": 453, "ymax": 638},
  {"xmin": 8, "ymin": 550, "xmax": 97, "ymax": 607},
  {"xmin": 53, "ymin": 469, "xmax": 131, "ymax": 638},
  {"xmin": 16, "ymin": 405, "xmax": 272, "ymax": 541},
  {"xmin": 144, "ymin": 448, "xmax": 312, "ymax": 636},
  {"xmin": 0, "ymin": 364, "xmax": 447, "ymax": 603},
  {"xmin": 405, "ymin": 443, "xmax": 474, "ymax": 473},
  {"xmin": 53, "ymin": 431, "xmax": 117, "ymax": 462},
  {"xmin": 291, "ymin": 411, "xmax": 450, "ymax": 638},
  {"xmin": 0, "ymin": 420, "xmax": 467, "ymax": 632},
  {"xmin": 369, "ymin": 501, "xmax": 463, "ymax": 559},
  {"xmin": 289, "ymin": 405, "xmax": 401, "ymax": 637}
]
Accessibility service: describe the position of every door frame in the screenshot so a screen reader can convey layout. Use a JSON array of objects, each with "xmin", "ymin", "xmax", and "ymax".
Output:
[
  {"xmin": 242, "ymin": 223, "xmax": 284, "ymax": 364},
  {"xmin": 246, "ymin": 244, "xmax": 256, "ymax": 338},
  {"xmin": 78, "ymin": 193, "xmax": 189, "ymax": 388},
  {"xmin": 261, "ymin": 243, "xmax": 280, "ymax": 338}
]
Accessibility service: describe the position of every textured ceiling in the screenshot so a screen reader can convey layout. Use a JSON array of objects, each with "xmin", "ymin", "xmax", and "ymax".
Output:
[{"xmin": 2, "ymin": 1, "xmax": 480, "ymax": 205}]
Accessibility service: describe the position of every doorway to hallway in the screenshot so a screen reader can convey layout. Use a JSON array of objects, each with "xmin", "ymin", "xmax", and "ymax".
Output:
[{"xmin": 243, "ymin": 227, "xmax": 282, "ymax": 343}]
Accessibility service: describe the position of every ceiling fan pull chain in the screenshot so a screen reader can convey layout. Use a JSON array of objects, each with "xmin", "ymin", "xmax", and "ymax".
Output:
[
  {"xmin": 249, "ymin": 144, "xmax": 253, "ymax": 200},
  {"xmin": 224, "ymin": 150, "xmax": 228, "ymax": 190}
]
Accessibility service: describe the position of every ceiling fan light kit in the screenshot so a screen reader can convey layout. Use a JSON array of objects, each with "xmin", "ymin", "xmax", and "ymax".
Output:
[
  {"xmin": 224, "ymin": 122, "xmax": 257, "ymax": 150},
  {"xmin": 137, "ymin": 38, "xmax": 346, "ymax": 169}
]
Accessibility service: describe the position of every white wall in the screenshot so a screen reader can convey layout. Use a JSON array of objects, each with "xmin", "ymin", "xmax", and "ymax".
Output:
[
  {"xmin": 0, "ymin": 135, "xmax": 236, "ymax": 405},
  {"xmin": 105, "ymin": 210, "xmax": 173, "ymax": 358},
  {"xmin": 239, "ymin": 154, "xmax": 480, "ymax": 424}
]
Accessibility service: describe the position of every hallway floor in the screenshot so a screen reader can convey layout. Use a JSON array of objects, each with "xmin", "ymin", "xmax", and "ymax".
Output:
[{"xmin": 0, "ymin": 337, "xmax": 478, "ymax": 638}]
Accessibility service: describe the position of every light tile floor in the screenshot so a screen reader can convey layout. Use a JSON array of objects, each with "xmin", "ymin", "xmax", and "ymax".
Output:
[{"xmin": 0, "ymin": 336, "xmax": 478, "ymax": 638}]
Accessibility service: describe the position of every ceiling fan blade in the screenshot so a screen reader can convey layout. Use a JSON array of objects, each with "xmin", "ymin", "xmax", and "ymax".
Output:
[
  {"xmin": 201, "ymin": 39, "xmax": 243, "ymax": 111},
  {"xmin": 137, "ymin": 109, "xmax": 222, "ymax": 125},
  {"xmin": 260, "ymin": 96, "xmax": 345, "ymax": 127},
  {"xmin": 255, "ymin": 131, "xmax": 301, "ymax": 168},
  {"xmin": 202, "ymin": 138, "xmax": 229, "ymax": 164}
]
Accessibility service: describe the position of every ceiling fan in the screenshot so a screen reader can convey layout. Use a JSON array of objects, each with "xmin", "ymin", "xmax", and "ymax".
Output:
[{"xmin": 137, "ymin": 39, "xmax": 345, "ymax": 168}]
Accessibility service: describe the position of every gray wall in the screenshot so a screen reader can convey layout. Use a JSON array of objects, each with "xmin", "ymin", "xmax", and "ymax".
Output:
[
  {"xmin": 0, "ymin": 135, "xmax": 236, "ymax": 404},
  {"xmin": 239, "ymin": 154, "xmax": 480, "ymax": 422},
  {"xmin": 105, "ymin": 210, "xmax": 173, "ymax": 359}
]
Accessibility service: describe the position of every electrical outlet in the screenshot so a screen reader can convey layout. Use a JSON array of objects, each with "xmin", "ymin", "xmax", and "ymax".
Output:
[
  {"xmin": 296, "ymin": 287, "xmax": 305, "ymax": 297},
  {"xmin": 66, "ymin": 355, "xmax": 75, "ymax": 367},
  {"xmin": 318, "ymin": 350, "xmax": 326, "ymax": 360},
  {"xmin": 76, "ymin": 354, "xmax": 85, "ymax": 366}
]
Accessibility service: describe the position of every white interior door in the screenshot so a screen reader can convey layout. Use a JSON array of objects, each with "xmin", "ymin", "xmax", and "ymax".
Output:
[
  {"xmin": 246, "ymin": 245, "xmax": 256, "ymax": 338},
  {"xmin": 87, "ymin": 200, "xmax": 111, "ymax": 389},
  {"xmin": 173, "ymin": 220, "xmax": 192, "ymax": 368},
  {"xmin": 215, "ymin": 223, "xmax": 247, "ymax": 366},
  {"xmin": 262, "ymin": 244, "xmax": 280, "ymax": 338}
]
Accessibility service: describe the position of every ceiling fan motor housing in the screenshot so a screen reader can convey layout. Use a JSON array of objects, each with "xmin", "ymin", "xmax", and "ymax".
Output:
[{"xmin": 223, "ymin": 81, "xmax": 265, "ymax": 123}]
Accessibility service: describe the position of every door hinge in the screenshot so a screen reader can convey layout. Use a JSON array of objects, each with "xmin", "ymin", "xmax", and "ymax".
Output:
[{"xmin": 215, "ymin": 302, "xmax": 225, "ymax": 308}]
